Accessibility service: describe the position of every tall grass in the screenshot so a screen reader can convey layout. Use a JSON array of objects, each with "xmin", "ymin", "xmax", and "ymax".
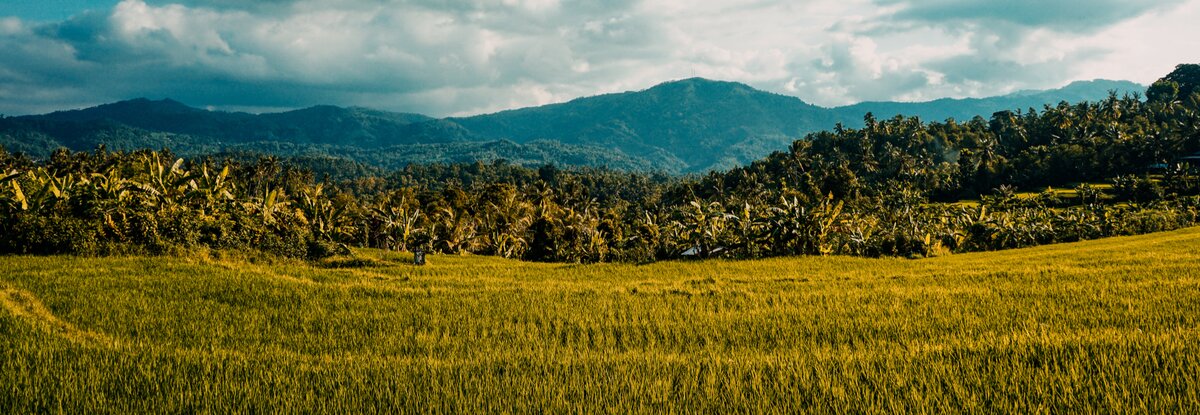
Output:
[{"xmin": 3, "ymin": 228, "xmax": 1200, "ymax": 412}]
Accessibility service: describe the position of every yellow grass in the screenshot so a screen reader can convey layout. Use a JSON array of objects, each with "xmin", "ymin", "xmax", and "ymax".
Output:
[{"xmin": 3, "ymin": 227, "xmax": 1200, "ymax": 412}]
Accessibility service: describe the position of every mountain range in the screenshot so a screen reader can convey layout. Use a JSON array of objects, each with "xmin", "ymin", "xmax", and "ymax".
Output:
[{"xmin": 0, "ymin": 78, "xmax": 1144, "ymax": 174}]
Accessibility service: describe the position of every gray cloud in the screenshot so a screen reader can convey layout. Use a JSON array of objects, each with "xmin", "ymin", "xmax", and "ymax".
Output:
[
  {"xmin": 0, "ymin": 0, "xmax": 1195, "ymax": 116},
  {"xmin": 812, "ymin": 0, "xmax": 1192, "ymax": 103},
  {"xmin": 875, "ymin": 0, "xmax": 1184, "ymax": 32},
  {"xmin": 0, "ymin": 0, "xmax": 671, "ymax": 115}
]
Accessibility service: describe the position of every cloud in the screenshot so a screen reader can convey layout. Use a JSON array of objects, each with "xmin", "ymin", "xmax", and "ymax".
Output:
[
  {"xmin": 874, "ymin": 0, "xmax": 1185, "ymax": 33},
  {"xmin": 0, "ymin": 0, "xmax": 1196, "ymax": 117},
  {"xmin": 797, "ymin": 0, "xmax": 1194, "ymax": 104},
  {"xmin": 0, "ymin": 0, "xmax": 672, "ymax": 115}
]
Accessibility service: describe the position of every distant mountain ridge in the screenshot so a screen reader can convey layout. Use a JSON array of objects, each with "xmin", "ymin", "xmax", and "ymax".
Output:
[
  {"xmin": 838, "ymin": 80, "xmax": 1144, "ymax": 124},
  {"xmin": 37, "ymin": 99, "xmax": 442, "ymax": 147},
  {"xmin": 1, "ymin": 78, "xmax": 1145, "ymax": 173}
]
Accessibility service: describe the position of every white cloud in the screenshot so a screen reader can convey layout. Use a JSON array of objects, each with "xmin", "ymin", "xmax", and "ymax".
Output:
[
  {"xmin": 1072, "ymin": 0, "xmax": 1200, "ymax": 84},
  {"xmin": 0, "ymin": 0, "xmax": 1197, "ymax": 116}
]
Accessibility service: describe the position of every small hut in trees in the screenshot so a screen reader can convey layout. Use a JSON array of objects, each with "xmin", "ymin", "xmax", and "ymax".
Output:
[{"xmin": 1183, "ymin": 151, "xmax": 1200, "ymax": 168}]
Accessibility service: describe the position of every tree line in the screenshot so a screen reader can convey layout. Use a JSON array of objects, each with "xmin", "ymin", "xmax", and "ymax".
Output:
[{"xmin": 2, "ymin": 65, "xmax": 1199, "ymax": 262}]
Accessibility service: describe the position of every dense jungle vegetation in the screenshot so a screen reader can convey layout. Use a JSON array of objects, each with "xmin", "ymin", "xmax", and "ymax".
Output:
[{"xmin": 2, "ymin": 65, "xmax": 1199, "ymax": 263}]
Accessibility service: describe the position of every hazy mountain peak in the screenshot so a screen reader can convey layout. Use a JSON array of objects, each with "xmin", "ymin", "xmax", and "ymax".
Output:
[
  {"xmin": 1005, "ymin": 79, "xmax": 1144, "ymax": 99},
  {"xmin": 39, "ymin": 97, "xmax": 201, "ymax": 122},
  {"xmin": 651, "ymin": 77, "xmax": 752, "ymax": 89},
  {"xmin": 108, "ymin": 98, "xmax": 196, "ymax": 112},
  {"xmin": 644, "ymin": 77, "xmax": 779, "ymax": 101}
]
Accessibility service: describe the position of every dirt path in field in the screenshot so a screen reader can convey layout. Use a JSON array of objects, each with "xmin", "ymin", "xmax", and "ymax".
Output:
[{"xmin": 0, "ymin": 286, "xmax": 114, "ymax": 346}]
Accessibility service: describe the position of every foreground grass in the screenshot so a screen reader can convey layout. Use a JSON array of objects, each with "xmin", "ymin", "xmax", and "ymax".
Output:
[{"xmin": 2, "ymin": 229, "xmax": 1200, "ymax": 413}]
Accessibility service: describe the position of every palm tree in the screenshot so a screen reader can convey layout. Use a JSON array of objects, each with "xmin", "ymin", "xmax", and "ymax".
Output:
[
  {"xmin": 431, "ymin": 206, "xmax": 477, "ymax": 254},
  {"xmin": 478, "ymin": 188, "xmax": 532, "ymax": 258}
]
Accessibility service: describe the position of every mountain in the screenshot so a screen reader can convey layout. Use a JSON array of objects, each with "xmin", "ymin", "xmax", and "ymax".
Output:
[
  {"xmin": 0, "ymin": 100, "xmax": 658, "ymax": 171},
  {"xmin": 0, "ymin": 78, "xmax": 1148, "ymax": 174},
  {"xmin": 454, "ymin": 78, "xmax": 842, "ymax": 172},
  {"xmin": 835, "ymin": 80, "xmax": 1145, "ymax": 125},
  {"xmin": 34, "ymin": 99, "xmax": 444, "ymax": 147}
]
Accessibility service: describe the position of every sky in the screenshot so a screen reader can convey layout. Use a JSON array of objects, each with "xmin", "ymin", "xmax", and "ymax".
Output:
[{"xmin": 0, "ymin": 0, "xmax": 1198, "ymax": 117}]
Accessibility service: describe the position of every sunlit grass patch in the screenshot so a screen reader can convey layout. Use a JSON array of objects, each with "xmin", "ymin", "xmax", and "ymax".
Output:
[{"xmin": 2, "ymin": 227, "xmax": 1200, "ymax": 412}]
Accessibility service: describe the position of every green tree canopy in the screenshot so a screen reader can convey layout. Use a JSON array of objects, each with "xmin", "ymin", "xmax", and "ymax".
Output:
[{"xmin": 1149, "ymin": 63, "xmax": 1200, "ymax": 103}]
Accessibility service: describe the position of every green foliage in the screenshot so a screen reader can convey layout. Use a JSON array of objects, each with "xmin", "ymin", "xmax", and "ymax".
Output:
[
  {"xmin": 1, "ymin": 65, "xmax": 1199, "ymax": 262},
  {"xmin": 1158, "ymin": 63, "xmax": 1200, "ymax": 101},
  {"xmin": 1112, "ymin": 174, "xmax": 1164, "ymax": 202},
  {"xmin": 839, "ymin": 79, "xmax": 1146, "ymax": 125},
  {"xmin": 1148, "ymin": 80, "xmax": 1180, "ymax": 103},
  {"xmin": 3, "ymin": 146, "xmax": 1200, "ymax": 262}
]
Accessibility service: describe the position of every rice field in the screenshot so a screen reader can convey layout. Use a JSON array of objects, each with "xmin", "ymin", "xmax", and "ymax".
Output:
[{"xmin": 2, "ymin": 227, "xmax": 1200, "ymax": 413}]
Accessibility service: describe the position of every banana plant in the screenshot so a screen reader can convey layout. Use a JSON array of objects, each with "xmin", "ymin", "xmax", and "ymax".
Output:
[
  {"xmin": 559, "ymin": 202, "xmax": 608, "ymax": 263},
  {"xmin": 842, "ymin": 211, "xmax": 879, "ymax": 256},
  {"xmin": 432, "ymin": 206, "xmax": 477, "ymax": 254},
  {"xmin": 1, "ymin": 169, "xmax": 26, "ymax": 211},
  {"xmin": 628, "ymin": 209, "xmax": 673, "ymax": 259},
  {"xmin": 82, "ymin": 166, "xmax": 136, "ymax": 239},
  {"xmin": 86, "ymin": 168, "xmax": 132, "ymax": 203},
  {"xmin": 298, "ymin": 184, "xmax": 353, "ymax": 242},
  {"xmin": 186, "ymin": 163, "xmax": 236, "ymax": 213},
  {"xmin": 672, "ymin": 200, "xmax": 734, "ymax": 259},
  {"xmin": 765, "ymin": 193, "xmax": 843, "ymax": 256},
  {"xmin": 810, "ymin": 195, "xmax": 845, "ymax": 256},
  {"xmin": 728, "ymin": 202, "xmax": 765, "ymax": 258},
  {"xmin": 133, "ymin": 154, "xmax": 193, "ymax": 211},
  {"xmin": 371, "ymin": 204, "xmax": 422, "ymax": 252},
  {"xmin": 248, "ymin": 186, "xmax": 290, "ymax": 224},
  {"xmin": 14, "ymin": 167, "xmax": 84, "ymax": 212}
]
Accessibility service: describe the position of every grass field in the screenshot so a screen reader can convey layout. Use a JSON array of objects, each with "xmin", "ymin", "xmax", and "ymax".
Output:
[{"xmin": 3, "ymin": 228, "xmax": 1200, "ymax": 413}]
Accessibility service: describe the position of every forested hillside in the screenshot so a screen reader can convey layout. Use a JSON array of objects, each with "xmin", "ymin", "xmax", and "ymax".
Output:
[
  {"xmin": 1, "ymin": 78, "xmax": 1142, "ymax": 174},
  {"xmin": 2, "ymin": 65, "xmax": 1197, "ymax": 263},
  {"xmin": 453, "ymin": 78, "xmax": 841, "ymax": 172}
]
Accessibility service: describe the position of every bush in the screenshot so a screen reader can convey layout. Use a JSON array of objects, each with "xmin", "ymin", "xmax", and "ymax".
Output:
[
  {"xmin": 305, "ymin": 239, "xmax": 349, "ymax": 260},
  {"xmin": 3, "ymin": 213, "xmax": 102, "ymax": 255}
]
